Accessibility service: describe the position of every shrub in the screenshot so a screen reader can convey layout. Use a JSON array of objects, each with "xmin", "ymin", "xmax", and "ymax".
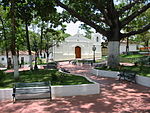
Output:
[{"xmin": 134, "ymin": 56, "xmax": 150, "ymax": 67}]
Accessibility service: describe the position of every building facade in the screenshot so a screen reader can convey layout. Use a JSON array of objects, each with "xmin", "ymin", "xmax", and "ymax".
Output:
[
  {"xmin": 51, "ymin": 33, "xmax": 102, "ymax": 61},
  {"xmin": 0, "ymin": 51, "xmax": 35, "ymax": 67}
]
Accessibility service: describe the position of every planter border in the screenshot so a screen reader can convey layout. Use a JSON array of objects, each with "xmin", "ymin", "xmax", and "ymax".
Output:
[
  {"xmin": 91, "ymin": 68, "xmax": 150, "ymax": 87},
  {"xmin": 0, "ymin": 73, "xmax": 100, "ymax": 101}
]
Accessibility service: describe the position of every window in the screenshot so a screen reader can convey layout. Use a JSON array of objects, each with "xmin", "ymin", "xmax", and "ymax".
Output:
[
  {"xmin": 96, "ymin": 37, "xmax": 99, "ymax": 42},
  {"xmin": 1, "ymin": 57, "xmax": 4, "ymax": 61}
]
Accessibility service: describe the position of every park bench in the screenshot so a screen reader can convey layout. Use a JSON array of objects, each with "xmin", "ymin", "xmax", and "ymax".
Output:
[
  {"xmin": 43, "ymin": 62, "xmax": 58, "ymax": 69},
  {"xmin": 71, "ymin": 60, "xmax": 77, "ymax": 65},
  {"xmin": 117, "ymin": 71, "xmax": 136, "ymax": 83},
  {"xmin": 12, "ymin": 81, "xmax": 52, "ymax": 103},
  {"xmin": 94, "ymin": 62, "xmax": 106, "ymax": 68},
  {"xmin": 60, "ymin": 68, "xmax": 70, "ymax": 73}
]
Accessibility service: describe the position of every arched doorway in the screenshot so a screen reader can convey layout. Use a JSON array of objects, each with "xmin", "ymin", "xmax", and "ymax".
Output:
[{"xmin": 75, "ymin": 46, "xmax": 81, "ymax": 58}]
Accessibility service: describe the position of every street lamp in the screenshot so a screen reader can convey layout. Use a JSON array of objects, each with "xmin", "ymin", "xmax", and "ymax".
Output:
[{"xmin": 92, "ymin": 45, "xmax": 96, "ymax": 63}]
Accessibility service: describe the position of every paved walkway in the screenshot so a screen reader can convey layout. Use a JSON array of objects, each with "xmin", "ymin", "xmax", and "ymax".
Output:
[{"xmin": 0, "ymin": 62, "xmax": 150, "ymax": 113}]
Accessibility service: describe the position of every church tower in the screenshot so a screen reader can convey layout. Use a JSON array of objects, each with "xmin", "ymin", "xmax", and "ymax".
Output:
[
  {"xmin": 91, "ymin": 33, "xmax": 102, "ymax": 44},
  {"xmin": 91, "ymin": 33, "xmax": 102, "ymax": 59}
]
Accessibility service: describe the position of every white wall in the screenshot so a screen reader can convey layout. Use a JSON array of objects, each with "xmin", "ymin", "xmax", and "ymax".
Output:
[
  {"xmin": 0, "ymin": 55, "xmax": 7, "ymax": 66},
  {"xmin": 19, "ymin": 55, "xmax": 30, "ymax": 64},
  {"xmin": 53, "ymin": 42, "xmax": 101, "ymax": 61},
  {"xmin": 0, "ymin": 55, "xmax": 33, "ymax": 67},
  {"xmin": 120, "ymin": 43, "xmax": 138, "ymax": 54}
]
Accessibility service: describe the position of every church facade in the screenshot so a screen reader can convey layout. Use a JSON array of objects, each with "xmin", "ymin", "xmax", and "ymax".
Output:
[{"xmin": 51, "ymin": 33, "xmax": 102, "ymax": 61}]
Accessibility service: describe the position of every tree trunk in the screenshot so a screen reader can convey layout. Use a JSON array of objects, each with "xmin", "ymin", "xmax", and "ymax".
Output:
[
  {"xmin": 126, "ymin": 37, "xmax": 129, "ymax": 54},
  {"xmin": 13, "ymin": 55, "xmax": 19, "ymax": 78},
  {"xmin": 6, "ymin": 50, "xmax": 9, "ymax": 68},
  {"xmin": 29, "ymin": 55, "xmax": 33, "ymax": 69},
  {"xmin": 107, "ymin": 41, "xmax": 120, "ymax": 68},
  {"xmin": 34, "ymin": 52, "xmax": 38, "ymax": 70},
  {"xmin": 25, "ymin": 20, "xmax": 33, "ymax": 70},
  {"xmin": 10, "ymin": 0, "xmax": 19, "ymax": 78},
  {"xmin": 17, "ymin": 49, "xmax": 20, "ymax": 67},
  {"xmin": 107, "ymin": 20, "xmax": 120, "ymax": 68},
  {"xmin": 145, "ymin": 40, "xmax": 149, "ymax": 47},
  {"xmin": 46, "ymin": 52, "xmax": 49, "ymax": 63},
  {"xmin": 40, "ymin": 23, "xmax": 44, "ymax": 56}
]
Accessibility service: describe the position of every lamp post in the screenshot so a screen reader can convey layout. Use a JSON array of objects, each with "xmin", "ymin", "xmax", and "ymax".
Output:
[
  {"xmin": 33, "ymin": 41, "xmax": 38, "ymax": 70},
  {"xmin": 92, "ymin": 45, "xmax": 96, "ymax": 63}
]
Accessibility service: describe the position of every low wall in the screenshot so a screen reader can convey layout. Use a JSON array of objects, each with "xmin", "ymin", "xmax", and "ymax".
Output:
[
  {"xmin": 0, "ymin": 75, "xmax": 100, "ymax": 101},
  {"xmin": 51, "ymin": 72, "xmax": 100, "ymax": 98},
  {"xmin": 0, "ymin": 89, "xmax": 12, "ymax": 101},
  {"xmin": 91, "ymin": 68, "xmax": 119, "ymax": 78},
  {"xmin": 136, "ymin": 75, "xmax": 150, "ymax": 87},
  {"xmin": 91, "ymin": 68, "xmax": 150, "ymax": 87},
  {"xmin": 52, "ymin": 83, "xmax": 99, "ymax": 98}
]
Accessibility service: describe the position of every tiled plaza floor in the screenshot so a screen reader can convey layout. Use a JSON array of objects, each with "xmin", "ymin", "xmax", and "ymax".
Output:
[{"xmin": 0, "ymin": 62, "xmax": 150, "ymax": 113}]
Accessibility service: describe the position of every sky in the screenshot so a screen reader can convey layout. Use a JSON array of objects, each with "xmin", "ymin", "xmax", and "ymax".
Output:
[
  {"xmin": 56, "ymin": 7, "xmax": 95, "ymax": 36},
  {"xmin": 64, "ymin": 21, "xmax": 86, "ymax": 36}
]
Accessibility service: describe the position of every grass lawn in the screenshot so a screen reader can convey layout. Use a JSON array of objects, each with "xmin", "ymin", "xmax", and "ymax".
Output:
[
  {"xmin": 0, "ymin": 69, "xmax": 93, "ymax": 89},
  {"xmin": 120, "ymin": 54, "xmax": 144, "ymax": 58},
  {"xmin": 95, "ymin": 66, "xmax": 150, "ymax": 77},
  {"xmin": 120, "ymin": 54, "xmax": 144, "ymax": 63}
]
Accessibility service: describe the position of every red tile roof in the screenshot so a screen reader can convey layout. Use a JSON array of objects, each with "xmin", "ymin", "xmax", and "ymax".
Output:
[{"xmin": 0, "ymin": 51, "xmax": 35, "ymax": 56}]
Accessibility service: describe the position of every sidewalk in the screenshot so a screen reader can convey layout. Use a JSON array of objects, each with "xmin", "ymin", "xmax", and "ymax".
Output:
[
  {"xmin": 0, "ymin": 62, "xmax": 150, "ymax": 113},
  {"xmin": 5, "ymin": 65, "xmax": 44, "ymax": 73}
]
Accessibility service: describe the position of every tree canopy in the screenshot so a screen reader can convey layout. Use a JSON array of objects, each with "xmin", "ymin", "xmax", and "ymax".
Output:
[
  {"xmin": 55, "ymin": 0, "xmax": 150, "ymax": 40},
  {"xmin": 55, "ymin": 0, "xmax": 150, "ymax": 67}
]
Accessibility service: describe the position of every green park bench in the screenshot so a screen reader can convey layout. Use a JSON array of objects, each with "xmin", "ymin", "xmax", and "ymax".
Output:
[
  {"xmin": 117, "ymin": 71, "xmax": 136, "ymax": 83},
  {"xmin": 12, "ymin": 81, "xmax": 52, "ymax": 103},
  {"xmin": 43, "ymin": 62, "xmax": 58, "ymax": 69}
]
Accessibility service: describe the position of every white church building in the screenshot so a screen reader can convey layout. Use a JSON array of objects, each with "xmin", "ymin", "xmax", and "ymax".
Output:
[{"xmin": 51, "ymin": 33, "xmax": 102, "ymax": 61}]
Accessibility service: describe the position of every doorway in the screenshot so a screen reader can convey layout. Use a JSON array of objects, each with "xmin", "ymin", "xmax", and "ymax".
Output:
[
  {"xmin": 75, "ymin": 46, "xmax": 81, "ymax": 58},
  {"xmin": 21, "ymin": 57, "xmax": 24, "ymax": 64}
]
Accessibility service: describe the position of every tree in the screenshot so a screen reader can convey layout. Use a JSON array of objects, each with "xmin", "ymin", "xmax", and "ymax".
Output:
[
  {"xmin": 1, "ymin": 0, "xmax": 30, "ymax": 77},
  {"xmin": 29, "ymin": 30, "xmax": 40, "ymax": 70},
  {"xmin": 0, "ymin": 6, "xmax": 10, "ymax": 68},
  {"xmin": 123, "ymin": 7, "xmax": 150, "ymax": 52},
  {"xmin": 130, "ymin": 31, "xmax": 150, "ymax": 47},
  {"xmin": 10, "ymin": 0, "xmax": 19, "ymax": 78},
  {"xmin": 16, "ymin": 1, "xmax": 34, "ymax": 70},
  {"xmin": 15, "ymin": 0, "xmax": 60, "ymax": 70},
  {"xmin": 79, "ymin": 24, "xmax": 94, "ymax": 39},
  {"xmin": 55, "ymin": 0, "xmax": 150, "ymax": 68},
  {"xmin": 43, "ymin": 29, "xmax": 68, "ymax": 63},
  {"xmin": 0, "ymin": 0, "xmax": 62, "ymax": 72},
  {"xmin": 123, "ymin": 5, "xmax": 150, "ymax": 53}
]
